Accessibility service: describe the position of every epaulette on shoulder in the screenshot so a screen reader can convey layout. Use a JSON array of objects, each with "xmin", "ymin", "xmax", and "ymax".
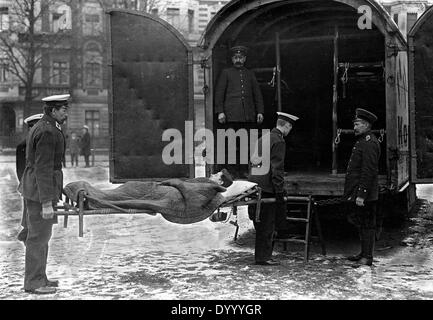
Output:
[{"xmin": 364, "ymin": 134, "xmax": 379, "ymax": 144}]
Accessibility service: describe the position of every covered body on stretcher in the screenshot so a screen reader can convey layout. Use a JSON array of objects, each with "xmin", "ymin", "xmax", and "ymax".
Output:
[{"xmin": 54, "ymin": 179, "xmax": 310, "ymax": 237}]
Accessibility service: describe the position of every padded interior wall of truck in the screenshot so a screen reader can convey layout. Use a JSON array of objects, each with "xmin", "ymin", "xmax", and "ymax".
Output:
[
  {"xmin": 409, "ymin": 6, "xmax": 433, "ymax": 181},
  {"xmin": 108, "ymin": 10, "xmax": 193, "ymax": 181},
  {"xmin": 209, "ymin": 0, "xmax": 391, "ymax": 174}
]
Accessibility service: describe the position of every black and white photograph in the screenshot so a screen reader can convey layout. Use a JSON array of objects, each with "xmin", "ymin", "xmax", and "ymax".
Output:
[{"xmin": 1, "ymin": 0, "xmax": 433, "ymax": 306}]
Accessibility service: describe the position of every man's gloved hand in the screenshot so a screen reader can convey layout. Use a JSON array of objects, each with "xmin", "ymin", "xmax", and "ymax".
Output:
[
  {"xmin": 41, "ymin": 201, "xmax": 55, "ymax": 220},
  {"xmin": 257, "ymin": 113, "xmax": 264, "ymax": 124},
  {"xmin": 218, "ymin": 113, "xmax": 226, "ymax": 124},
  {"xmin": 355, "ymin": 196, "xmax": 365, "ymax": 207}
]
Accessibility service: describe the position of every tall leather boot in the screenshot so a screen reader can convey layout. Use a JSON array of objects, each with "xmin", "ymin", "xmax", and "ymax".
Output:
[
  {"xmin": 356, "ymin": 228, "xmax": 375, "ymax": 266},
  {"xmin": 347, "ymin": 228, "xmax": 363, "ymax": 261}
]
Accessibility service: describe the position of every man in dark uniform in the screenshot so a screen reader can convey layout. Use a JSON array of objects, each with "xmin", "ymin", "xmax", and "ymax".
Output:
[
  {"xmin": 344, "ymin": 108, "xmax": 381, "ymax": 266},
  {"xmin": 215, "ymin": 45, "xmax": 264, "ymax": 179},
  {"xmin": 18, "ymin": 93, "xmax": 70, "ymax": 294},
  {"xmin": 16, "ymin": 113, "xmax": 44, "ymax": 243},
  {"xmin": 80, "ymin": 125, "xmax": 91, "ymax": 167},
  {"xmin": 248, "ymin": 112, "xmax": 298, "ymax": 265}
]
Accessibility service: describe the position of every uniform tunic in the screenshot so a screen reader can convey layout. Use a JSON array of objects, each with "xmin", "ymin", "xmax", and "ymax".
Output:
[
  {"xmin": 343, "ymin": 131, "xmax": 381, "ymax": 202},
  {"xmin": 248, "ymin": 128, "xmax": 287, "ymax": 262},
  {"xmin": 215, "ymin": 67, "xmax": 264, "ymax": 122},
  {"xmin": 344, "ymin": 131, "xmax": 381, "ymax": 231},
  {"xmin": 248, "ymin": 128, "xmax": 286, "ymax": 194},
  {"xmin": 19, "ymin": 115, "xmax": 65, "ymax": 203}
]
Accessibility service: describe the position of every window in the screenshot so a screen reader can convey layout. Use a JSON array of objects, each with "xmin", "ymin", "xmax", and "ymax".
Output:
[
  {"xmin": 84, "ymin": 42, "xmax": 102, "ymax": 88},
  {"xmin": 0, "ymin": 7, "xmax": 9, "ymax": 31},
  {"xmin": 407, "ymin": 12, "xmax": 418, "ymax": 34},
  {"xmin": 113, "ymin": 0, "xmax": 137, "ymax": 9},
  {"xmin": 166, "ymin": 8, "xmax": 180, "ymax": 27},
  {"xmin": 151, "ymin": 8, "xmax": 158, "ymax": 16},
  {"xmin": 85, "ymin": 110, "xmax": 100, "ymax": 136},
  {"xmin": 188, "ymin": 10, "xmax": 194, "ymax": 33},
  {"xmin": 0, "ymin": 59, "xmax": 8, "ymax": 82},
  {"xmin": 84, "ymin": 14, "xmax": 101, "ymax": 35},
  {"xmin": 393, "ymin": 13, "xmax": 399, "ymax": 25},
  {"xmin": 85, "ymin": 62, "xmax": 102, "ymax": 88},
  {"xmin": 130, "ymin": 0, "xmax": 138, "ymax": 10},
  {"xmin": 52, "ymin": 61, "xmax": 69, "ymax": 85},
  {"xmin": 51, "ymin": 5, "xmax": 71, "ymax": 33}
]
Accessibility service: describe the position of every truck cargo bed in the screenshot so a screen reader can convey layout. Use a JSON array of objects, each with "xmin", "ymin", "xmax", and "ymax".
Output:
[{"xmin": 283, "ymin": 172, "xmax": 387, "ymax": 196}]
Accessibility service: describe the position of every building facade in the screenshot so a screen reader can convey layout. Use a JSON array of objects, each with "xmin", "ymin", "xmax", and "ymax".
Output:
[
  {"xmin": 381, "ymin": 0, "xmax": 431, "ymax": 38},
  {"xmin": 0, "ymin": 0, "xmax": 229, "ymax": 149}
]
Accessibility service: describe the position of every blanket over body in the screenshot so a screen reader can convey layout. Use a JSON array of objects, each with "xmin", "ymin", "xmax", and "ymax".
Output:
[{"xmin": 63, "ymin": 178, "xmax": 227, "ymax": 224}]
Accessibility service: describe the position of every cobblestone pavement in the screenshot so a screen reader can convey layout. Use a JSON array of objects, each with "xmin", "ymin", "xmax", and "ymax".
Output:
[{"xmin": 1, "ymin": 158, "xmax": 433, "ymax": 300}]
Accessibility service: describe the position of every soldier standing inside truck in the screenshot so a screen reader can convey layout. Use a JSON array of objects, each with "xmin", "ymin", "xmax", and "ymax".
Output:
[
  {"xmin": 344, "ymin": 108, "xmax": 381, "ymax": 267},
  {"xmin": 215, "ymin": 45, "xmax": 265, "ymax": 179}
]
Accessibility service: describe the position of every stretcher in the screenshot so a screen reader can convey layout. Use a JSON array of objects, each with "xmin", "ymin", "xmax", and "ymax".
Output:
[
  {"xmin": 54, "ymin": 181, "xmax": 326, "ymax": 262},
  {"xmin": 53, "ymin": 183, "xmax": 262, "ymax": 237}
]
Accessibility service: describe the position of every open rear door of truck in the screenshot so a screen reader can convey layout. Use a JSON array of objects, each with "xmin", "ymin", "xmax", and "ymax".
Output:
[
  {"xmin": 107, "ymin": 10, "xmax": 194, "ymax": 182},
  {"xmin": 408, "ymin": 6, "xmax": 433, "ymax": 183}
]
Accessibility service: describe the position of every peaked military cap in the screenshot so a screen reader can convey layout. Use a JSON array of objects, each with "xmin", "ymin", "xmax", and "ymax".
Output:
[
  {"xmin": 353, "ymin": 108, "xmax": 377, "ymax": 124},
  {"xmin": 277, "ymin": 111, "xmax": 299, "ymax": 125},
  {"xmin": 230, "ymin": 45, "xmax": 248, "ymax": 56},
  {"xmin": 42, "ymin": 94, "xmax": 70, "ymax": 106},
  {"xmin": 24, "ymin": 113, "xmax": 43, "ymax": 125}
]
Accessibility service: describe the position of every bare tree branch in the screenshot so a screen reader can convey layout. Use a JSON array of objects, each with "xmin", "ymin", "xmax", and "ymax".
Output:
[{"xmin": 1, "ymin": 0, "xmax": 74, "ymax": 117}]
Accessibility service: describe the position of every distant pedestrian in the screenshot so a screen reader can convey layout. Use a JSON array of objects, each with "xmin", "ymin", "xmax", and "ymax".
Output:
[
  {"xmin": 80, "ymin": 125, "xmax": 91, "ymax": 167},
  {"xmin": 16, "ymin": 113, "xmax": 43, "ymax": 243},
  {"xmin": 69, "ymin": 132, "xmax": 80, "ymax": 167}
]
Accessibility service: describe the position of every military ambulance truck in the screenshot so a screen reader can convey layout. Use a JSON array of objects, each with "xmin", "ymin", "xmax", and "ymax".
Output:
[{"xmin": 105, "ymin": 0, "xmax": 433, "ymax": 219}]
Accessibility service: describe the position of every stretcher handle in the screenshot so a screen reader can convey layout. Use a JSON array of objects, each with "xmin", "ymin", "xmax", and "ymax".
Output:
[
  {"xmin": 255, "ymin": 187, "xmax": 262, "ymax": 223},
  {"xmin": 78, "ymin": 191, "xmax": 85, "ymax": 237}
]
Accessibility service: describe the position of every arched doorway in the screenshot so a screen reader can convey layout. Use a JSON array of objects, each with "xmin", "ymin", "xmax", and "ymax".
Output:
[{"xmin": 200, "ymin": 0, "xmax": 406, "ymax": 181}]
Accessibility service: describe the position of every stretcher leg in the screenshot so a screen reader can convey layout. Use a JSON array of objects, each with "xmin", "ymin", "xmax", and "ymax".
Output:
[
  {"xmin": 313, "ymin": 205, "xmax": 326, "ymax": 256},
  {"xmin": 232, "ymin": 206, "xmax": 239, "ymax": 241},
  {"xmin": 78, "ymin": 191, "xmax": 84, "ymax": 237},
  {"xmin": 255, "ymin": 188, "xmax": 262, "ymax": 223},
  {"xmin": 63, "ymin": 196, "xmax": 69, "ymax": 228}
]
